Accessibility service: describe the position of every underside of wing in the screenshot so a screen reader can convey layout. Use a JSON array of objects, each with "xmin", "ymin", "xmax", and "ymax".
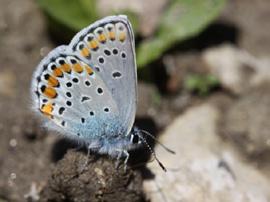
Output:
[
  {"xmin": 69, "ymin": 15, "xmax": 137, "ymax": 136},
  {"xmin": 31, "ymin": 47, "xmax": 120, "ymax": 140}
]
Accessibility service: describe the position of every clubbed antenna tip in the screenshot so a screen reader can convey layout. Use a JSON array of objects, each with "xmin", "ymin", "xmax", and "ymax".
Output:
[
  {"xmin": 138, "ymin": 133, "xmax": 168, "ymax": 172},
  {"xmin": 158, "ymin": 160, "xmax": 167, "ymax": 172}
]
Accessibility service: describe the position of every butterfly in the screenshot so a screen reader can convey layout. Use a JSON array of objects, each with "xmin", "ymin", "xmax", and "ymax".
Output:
[{"xmin": 31, "ymin": 15, "xmax": 167, "ymax": 170}]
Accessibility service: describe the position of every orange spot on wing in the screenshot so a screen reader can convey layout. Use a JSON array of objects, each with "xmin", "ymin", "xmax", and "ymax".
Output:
[
  {"xmin": 109, "ymin": 31, "xmax": 115, "ymax": 40},
  {"xmin": 41, "ymin": 103, "xmax": 53, "ymax": 116},
  {"xmin": 81, "ymin": 47, "xmax": 90, "ymax": 57},
  {"xmin": 61, "ymin": 64, "xmax": 71, "ymax": 73},
  {"xmin": 43, "ymin": 87, "xmax": 57, "ymax": 98},
  {"xmin": 89, "ymin": 40, "xmax": 99, "ymax": 50},
  {"xmin": 47, "ymin": 76, "xmax": 59, "ymax": 87},
  {"xmin": 85, "ymin": 65, "xmax": 94, "ymax": 75},
  {"xmin": 73, "ymin": 63, "xmax": 83, "ymax": 73},
  {"xmin": 53, "ymin": 68, "xmax": 63, "ymax": 77},
  {"xmin": 119, "ymin": 32, "xmax": 126, "ymax": 42},
  {"xmin": 98, "ymin": 34, "xmax": 106, "ymax": 43}
]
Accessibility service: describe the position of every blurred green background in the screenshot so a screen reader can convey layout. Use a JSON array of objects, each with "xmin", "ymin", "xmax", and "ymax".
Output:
[{"xmin": 36, "ymin": 0, "xmax": 226, "ymax": 68}]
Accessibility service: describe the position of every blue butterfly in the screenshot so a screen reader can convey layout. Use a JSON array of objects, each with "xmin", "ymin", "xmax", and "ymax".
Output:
[{"xmin": 31, "ymin": 15, "xmax": 168, "ymax": 170}]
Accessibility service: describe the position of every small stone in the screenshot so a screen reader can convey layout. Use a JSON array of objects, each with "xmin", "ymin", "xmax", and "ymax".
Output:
[
  {"xmin": 203, "ymin": 44, "xmax": 270, "ymax": 95},
  {"xmin": 144, "ymin": 104, "xmax": 270, "ymax": 202},
  {"xmin": 9, "ymin": 139, "xmax": 17, "ymax": 148},
  {"xmin": 222, "ymin": 82, "xmax": 270, "ymax": 156}
]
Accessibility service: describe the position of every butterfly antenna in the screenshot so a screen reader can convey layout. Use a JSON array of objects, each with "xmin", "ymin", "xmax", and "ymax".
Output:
[
  {"xmin": 138, "ymin": 135, "xmax": 167, "ymax": 172},
  {"xmin": 141, "ymin": 130, "xmax": 175, "ymax": 154}
]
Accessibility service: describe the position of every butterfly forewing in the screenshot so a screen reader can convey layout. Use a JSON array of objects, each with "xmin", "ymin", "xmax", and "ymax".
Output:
[{"xmin": 69, "ymin": 15, "xmax": 137, "ymax": 136}]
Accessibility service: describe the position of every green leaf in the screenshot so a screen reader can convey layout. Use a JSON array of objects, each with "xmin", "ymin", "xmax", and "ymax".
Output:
[
  {"xmin": 137, "ymin": 0, "xmax": 226, "ymax": 67},
  {"xmin": 184, "ymin": 74, "xmax": 220, "ymax": 96},
  {"xmin": 36, "ymin": 0, "xmax": 98, "ymax": 31},
  {"xmin": 36, "ymin": 0, "xmax": 140, "ymax": 34}
]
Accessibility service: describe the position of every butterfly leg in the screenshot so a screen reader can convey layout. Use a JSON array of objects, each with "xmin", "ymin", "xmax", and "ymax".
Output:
[
  {"xmin": 114, "ymin": 150, "xmax": 129, "ymax": 171},
  {"xmin": 123, "ymin": 150, "xmax": 130, "ymax": 172},
  {"xmin": 115, "ymin": 150, "xmax": 123, "ymax": 169},
  {"xmin": 79, "ymin": 146, "xmax": 91, "ymax": 173}
]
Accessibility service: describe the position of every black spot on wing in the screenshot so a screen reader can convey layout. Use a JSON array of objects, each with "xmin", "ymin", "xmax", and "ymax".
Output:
[
  {"xmin": 81, "ymin": 96, "xmax": 90, "ymax": 102},
  {"xmin": 59, "ymin": 107, "xmax": 65, "ymax": 115},
  {"xmin": 112, "ymin": 71, "xmax": 122, "ymax": 78}
]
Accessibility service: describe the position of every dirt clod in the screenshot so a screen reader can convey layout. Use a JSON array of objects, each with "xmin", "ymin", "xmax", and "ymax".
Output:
[{"xmin": 40, "ymin": 150, "xmax": 144, "ymax": 202}]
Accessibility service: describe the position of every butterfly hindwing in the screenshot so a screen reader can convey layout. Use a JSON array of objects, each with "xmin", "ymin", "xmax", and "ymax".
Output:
[
  {"xmin": 69, "ymin": 15, "xmax": 137, "ymax": 136},
  {"xmin": 31, "ymin": 47, "xmax": 120, "ymax": 140}
]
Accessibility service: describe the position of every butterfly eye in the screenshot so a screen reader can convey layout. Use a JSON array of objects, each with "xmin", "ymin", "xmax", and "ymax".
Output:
[{"xmin": 131, "ymin": 134, "xmax": 139, "ymax": 144}]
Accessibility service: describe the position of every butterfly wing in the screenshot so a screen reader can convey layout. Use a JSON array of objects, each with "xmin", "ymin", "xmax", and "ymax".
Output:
[
  {"xmin": 31, "ymin": 47, "xmax": 121, "ymax": 142},
  {"xmin": 69, "ymin": 15, "xmax": 137, "ymax": 136}
]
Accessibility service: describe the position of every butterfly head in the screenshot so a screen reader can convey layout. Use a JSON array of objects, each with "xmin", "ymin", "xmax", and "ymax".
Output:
[{"xmin": 129, "ymin": 127, "xmax": 143, "ymax": 146}]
